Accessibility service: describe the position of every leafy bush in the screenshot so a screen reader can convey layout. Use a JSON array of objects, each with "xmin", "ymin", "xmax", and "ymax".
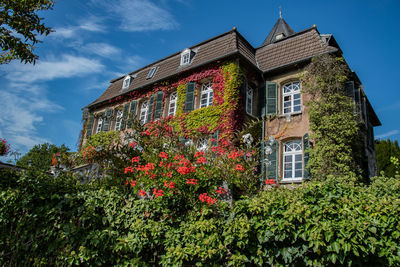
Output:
[{"xmin": 1, "ymin": 169, "xmax": 399, "ymax": 266}]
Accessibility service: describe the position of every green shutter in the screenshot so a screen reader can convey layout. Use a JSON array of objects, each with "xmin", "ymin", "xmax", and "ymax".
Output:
[
  {"xmin": 184, "ymin": 82, "xmax": 196, "ymax": 113},
  {"xmin": 120, "ymin": 103, "xmax": 130, "ymax": 130},
  {"xmin": 265, "ymin": 140, "xmax": 278, "ymax": 181},
  {"xmin": 303, "ymin": 133, "xmax": 311, "ymax": 180},
  {"xmin": 146, "ymin": 94, "xmax": 155, "ymax": 123},
  {"xmin": 86, "ymin": 115, "xmax": 94, "ymax": 138},
  {"xmin": 266, "ymin": 81, "xmax": 277, "ymax": 115},
  {"xmin": 153, "ymin": 91, "xmax": 164, "ymax": 120},
  {"xmin": 127, "ymin": 100, "xmax": 137, "ymax": 128}
]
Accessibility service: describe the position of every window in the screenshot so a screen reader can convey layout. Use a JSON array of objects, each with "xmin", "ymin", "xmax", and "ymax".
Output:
[
  {"xmin": 283, "ymin": 140, "xmax": 303, "ymax": 180},
  {"xmin": 246, "ymin": 86, "xmax": 253, "ymax": 115},
  {"xmin": 122, "ymin": 75, "xmax": 131, "ymax": 90},
  {"xmin": 114, "ymin": 110, "xmax": 123, "ymax": 131},
  {"xmin": 96, "ymin": 117, "xmax": 103, "ymax": 133},
  {"xmin": 168, "ymin": 91, "xmax": 177, "ymax": 116},
  {"xmin": 200, "ymin": 81, "xmax": 213, "ymax": 108},
  {"xmin": 146, "ymin": 67, "xmax": 157, "ymax": 79},
  {"xmin": 282, "ymin": 81, "xmax": 301, "ymax": 114},
  {"xmin": 180, "ymin": 48, "xmax": 191, "ymax": 65},
  {"xmin": 139, "ymin": 100, "xmax": 149, "ymax": 125}
]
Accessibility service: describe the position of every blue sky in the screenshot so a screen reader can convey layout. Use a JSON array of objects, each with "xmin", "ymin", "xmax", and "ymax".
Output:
[{"xmin": 1, "ymin": 0, "xmax": 399, "ymax": 157}]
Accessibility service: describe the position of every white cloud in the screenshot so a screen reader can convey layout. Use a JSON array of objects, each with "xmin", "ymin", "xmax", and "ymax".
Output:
[
  {"xmin": 52, "ymin": 17, "xmax": 106, "ymax": 39},
  {"xmin": 82, "ymin": 43, "xmax": 121, "ymax": 58},
  {"xmin": 96, "ymin": 0, "xmax": 178, "ymax": 31},
  {"xmin": 0, "ymin": 88, "xmax": 62, "ymax": 151},
  {"xmin": 376, "ymin": 130, "xmax": 400, "ymax": 139},
  {"xmin": 5, "ymin": 54, "xmax": 105, "ymax": 83}
]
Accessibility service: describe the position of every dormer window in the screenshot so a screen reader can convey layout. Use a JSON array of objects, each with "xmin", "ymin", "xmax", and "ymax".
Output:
[
  {"xmin": 146, "ymin": 67, "xmax": 157, "ymax": 79},
  {"xmin": 180, "ymin": 48, "xmax": 196, "ymax": 66},
  {"xmin": 275, "ymin": 33, "xmax": 285, "ymax": 40},
  {"xmin": 122, "ymin": 75, "xmax": 132, "ymax": 90}
]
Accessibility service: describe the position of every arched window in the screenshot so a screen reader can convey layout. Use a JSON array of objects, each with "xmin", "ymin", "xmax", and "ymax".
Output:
[
  {"xmin": 168, "ymin": 91, "xmax": 177, "ymax": 116},
  {"xmin": 283, "ymin": 139, "xmax": 303, "ymax": 180},
  {"xmin": 139, "ymin": 100, "xmax": 149, "ymax": 125},
  {"xmin": 96, "ymin": 117, "xmax": 103, "ymax": 133},
  {"xmin": 114, "ymin": 110, "xmax": 124, "ymax": 130},
  {"xmin": 200, "ymin": 81, "xmax": 213, "ymax": 108},
  {"xmin": 282, "ymin": 81, "xmax": 301, "ymax": 114}
]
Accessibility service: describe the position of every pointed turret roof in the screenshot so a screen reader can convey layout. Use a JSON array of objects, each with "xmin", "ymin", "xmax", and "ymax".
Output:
[{"xmin": 262, "ymin": 17, "xmax": 295, "ymax": 46}]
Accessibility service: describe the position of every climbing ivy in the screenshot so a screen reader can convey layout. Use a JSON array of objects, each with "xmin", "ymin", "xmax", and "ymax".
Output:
[{"xmin": 300, "ymin": 55, "xmax": 365, "ymax": 181}]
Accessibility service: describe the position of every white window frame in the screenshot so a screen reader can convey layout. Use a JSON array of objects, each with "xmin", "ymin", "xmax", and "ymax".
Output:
[
  {"xmin": 200, "ymin": 81, "xmax": 213, "ymax": 108},
  {"xmin": 246, "ymin": 85, "xmax": 253, "ymax": 115},
  {"xmin": 282, "ymin": 140, "xmax": 303, "ymax": 181},
  {"xmin": 180, "ymin": 49, "xmax": 191, "ymax": 66},
  {"xmin": 122, "ymin": 75, "xmax": 131, "ymax": 90},
  {"xmin": 96, "ymin": 117, "xmax": 103, "ymax": 133},
  {"xmin": 146, "ymin": 67, "xmax": 157, "ymax": 79},
  {"xmin": 282, "ymin": 81, "xmax": 301, "ymax": 114},
  {"xmin": 114, "ymin": 110, "xmax": 124, "ymax": 131},
  {"xmin": 139, "ymin": 100, "xmax": 149, "ymax": 125},
  {"xmin": 168, "ymin": 91, "xmax": 177, "ymax": 116}
]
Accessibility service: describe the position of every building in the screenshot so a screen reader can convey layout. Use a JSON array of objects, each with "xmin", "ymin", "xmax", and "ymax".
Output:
[{"xmin": 81, "ymin": 17, "xmax": 381, "ymax": 183}]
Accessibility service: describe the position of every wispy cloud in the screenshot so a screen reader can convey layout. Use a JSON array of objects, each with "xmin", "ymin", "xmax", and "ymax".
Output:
[
  {"xmin": 5, "ymin": 54, "xmax": 105, "ymax": 83},
  {"xmin": 81, "ymin": 42, "xmax": 121, "ymax": 58},
  {"xmin": 52, "ymin": 17, "xmax": 106, "ymax": 39},
  {"xmin": 95, "ymin": 0, "xmax": 178, "ymax": 31},
  {"xmin": 376, "ymin": 129, "xmax": 400, "ymax": 139}
]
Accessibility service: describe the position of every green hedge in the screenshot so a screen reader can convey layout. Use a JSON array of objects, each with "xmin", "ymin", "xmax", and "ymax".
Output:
[{"xmin": 1, "ymin": 169, "xmax": 399, "ymax": 266}]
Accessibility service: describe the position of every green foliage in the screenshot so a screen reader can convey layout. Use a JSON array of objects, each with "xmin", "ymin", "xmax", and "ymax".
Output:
[
  {"xmin": 16, "ymin": 143, "xmax": 69, "ymax": 172},
  {"xmin": 300, "ymin": 55, "xmax": 365, "ymax": 181},
  {"xmin": 1, "ymin": 170, "xmax": 399, "ymax": 266},
  {"xmin": 375, "ymin": 139, "xmax": 400, "ymax": 176},
  {"xmin": 0, "ymin": 0, "xmax": 55, "ymax": 64}
]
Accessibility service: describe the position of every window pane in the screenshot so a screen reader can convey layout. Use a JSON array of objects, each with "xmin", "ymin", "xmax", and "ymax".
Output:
[
  {"xmin": 284, "ymin": 170, "xmax": 292, "ymax": 178},
  {"xmin": 285, "ymin": 155, "xmax": 292, "ymax": 162},
  {"xmin": 295, "ymin": 170, "xmax": 302, "ymax": 178}
]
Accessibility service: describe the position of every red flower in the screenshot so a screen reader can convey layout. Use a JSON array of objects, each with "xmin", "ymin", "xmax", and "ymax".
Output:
[
  {"xmin": 130, "ymin": 180, "xmax": 136, "ymax": 187},
  {"xmin": 152, "ymin": 188, "xmax": 164, "ymax": 198},
  {"xmin": 215, "ymin": 187, "xmax": 227, "ymax": 195},
  {"xmin": 235, "ymin": 164, "xmax": 244, "ymax": 172},
  {"xmin": 129, "ymin": 142, "xmax": 137, "ymax": 148},
  {"xmin": 196, "ymin": 156, "xmax": 206, "ymax": 164},
  {"xmin": 139, "ymin": 189, "xmax": 147, "ymax": 196},
  {"xmin": 131, "ymin": 156, "xmax": 140, "ymax": 163},
  {"xmin": 194, "ymin": 151, "xmax": 205, "ymax": 157},
  {"xmin": 141, "ymin": 130, "xmax": 151, "ymax": 136},
  {"xmin": 159, "ymin": 152, "xmax": 168, "ymax": 159},
  {"xmin": 265, "ymin": 179, "xmax": 276, "ymax": 185},
  {"xmin": 199, "ymin": 193, "xmax": 217, "ymax": 205},
  {"xmin": 186, "ymin": 178, "xmax": 198, "ymax": 185}
]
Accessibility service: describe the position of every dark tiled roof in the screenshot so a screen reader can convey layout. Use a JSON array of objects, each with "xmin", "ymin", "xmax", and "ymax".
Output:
[
  {"xmin": 262, "ymin": 18, "xmax": 295, "ymax": 46},
  {"xmin": 88, "ymin": 26, "xmax": 339, "ymax": 108},
  {"xmin": 88, "ymin": 30, "xmax": 239, "ymax": 108},
  {"xmin": 256, "ymin": 27, "xmax": 338, "ymax": 72}
]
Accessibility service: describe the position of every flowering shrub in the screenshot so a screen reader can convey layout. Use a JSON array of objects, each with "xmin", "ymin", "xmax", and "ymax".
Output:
[
  {"xmin": 0, "ymin": 138, "xmax": 10, "ymax": 156},
  {"xmin": 76, "ymin": 118, "xmax": 260, "ymax": 214}
]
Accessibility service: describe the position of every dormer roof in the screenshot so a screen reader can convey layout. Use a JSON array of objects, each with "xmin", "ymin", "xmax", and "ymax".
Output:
[{"xmin": 262, "ymin": 18, "xmax": 295, "ymax": 46}]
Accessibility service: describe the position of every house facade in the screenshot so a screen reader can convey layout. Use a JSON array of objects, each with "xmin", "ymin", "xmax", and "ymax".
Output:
[{"xmin": 81, "ymin": 18, "xmax": 381, "ymax": 182}]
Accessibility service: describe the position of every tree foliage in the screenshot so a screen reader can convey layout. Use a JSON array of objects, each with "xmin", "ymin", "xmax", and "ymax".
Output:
[
  {"xmin": 17, "ymin": 143, "xmax": 69, "ymax": 172},
  {"xmin": 375, "ymin": 139, "xmax": 400, "ymax": 176},
  {"xmin": 0, "ymin": 0, "xmax": 55, "ymax": 64},
  {"xmin": 300, "ymin": 55, "xmax": 365, "ymax": 181}
]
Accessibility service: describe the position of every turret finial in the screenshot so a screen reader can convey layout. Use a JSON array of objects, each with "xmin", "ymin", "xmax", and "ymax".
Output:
[{"xmin": 279, "ymin": 6, "xmax": 282, "ymax": 18}]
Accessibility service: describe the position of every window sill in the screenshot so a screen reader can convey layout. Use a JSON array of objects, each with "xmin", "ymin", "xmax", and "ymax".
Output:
[
  {"xmin": 279, "ymin": 111, "xmax": 302, "ymax": 118},
  {"xmin": 279, "ymin": 178, "xmax": 304, "ymax": 184}
]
